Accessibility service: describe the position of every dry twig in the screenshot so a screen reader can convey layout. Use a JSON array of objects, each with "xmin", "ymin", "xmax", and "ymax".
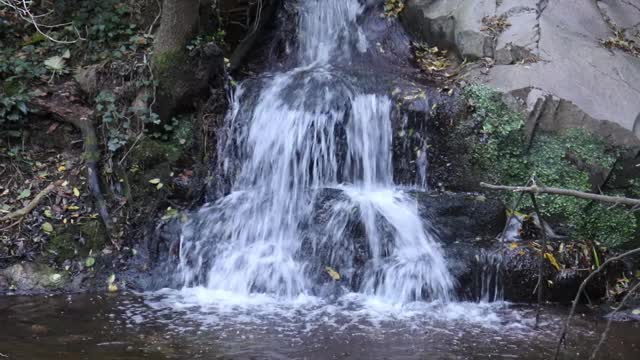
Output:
[
  {"xmin": 0, "ymin": 0, "xmax": 82, "ymax": 43},
  {"xmin": 589, "ymin": 281, "xmax": 640, "ymax": 360},
  {"xmin": 553, "ymin": 247, "xmax": 640, "ymax": 359},
  {"xmin": 481, "ymin": 183, "xmax": 640, "ymax": 207}
]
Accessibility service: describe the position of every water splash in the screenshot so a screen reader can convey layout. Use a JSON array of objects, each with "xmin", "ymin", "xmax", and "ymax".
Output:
[{"xmin": 177, "ymin": 0, "xmax": 453, "ymax": 305}]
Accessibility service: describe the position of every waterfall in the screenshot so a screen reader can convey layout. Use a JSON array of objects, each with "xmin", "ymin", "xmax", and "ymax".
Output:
[{"xmin": 177, "ymin": 0, "xmax": 454, "ymax": 304}]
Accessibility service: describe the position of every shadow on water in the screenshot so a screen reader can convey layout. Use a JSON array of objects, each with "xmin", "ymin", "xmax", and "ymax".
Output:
[{"xmin": 0, "ymin": 293, "xmax": 639, "ymax": 359}]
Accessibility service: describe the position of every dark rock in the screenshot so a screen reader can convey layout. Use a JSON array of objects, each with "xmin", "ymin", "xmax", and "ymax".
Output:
[{"xmin": 412, "ymin": 191, "xmax": 506, "ymax": 244}]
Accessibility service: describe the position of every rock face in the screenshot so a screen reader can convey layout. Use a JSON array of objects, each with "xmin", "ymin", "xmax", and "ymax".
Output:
[
  {"xmin": 0, "ymin": 263, "xmax": 65, "ymax": 293},
  {"xmin": 402, "ymin": 0, "xmax": 640, "ymax": 148}
]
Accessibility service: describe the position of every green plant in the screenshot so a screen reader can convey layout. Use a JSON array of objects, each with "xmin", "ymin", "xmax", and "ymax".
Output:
[
  {"xmin": 96, "ymin": 90, "xmax": 131, "ymax": 152},
  {"xmin": 463, "ymin": 85, "xmax": 635, "ymax": 248}
]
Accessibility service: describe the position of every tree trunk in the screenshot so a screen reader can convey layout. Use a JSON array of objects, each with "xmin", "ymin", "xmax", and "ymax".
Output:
[{"xmin": 153, "ymin": 0, "xmax": 201, "ymax": 64}]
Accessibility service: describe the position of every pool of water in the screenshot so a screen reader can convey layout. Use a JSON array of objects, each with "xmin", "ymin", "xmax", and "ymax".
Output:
[{"xmin": 1, "ymin": 292, "xmax": 639, "ymax": 359}]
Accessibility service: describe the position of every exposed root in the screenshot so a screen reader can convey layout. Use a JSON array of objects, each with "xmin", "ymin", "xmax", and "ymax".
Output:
[{"xmin": 30, "ymin": 82, "xmax": 116, "ymax": 245}]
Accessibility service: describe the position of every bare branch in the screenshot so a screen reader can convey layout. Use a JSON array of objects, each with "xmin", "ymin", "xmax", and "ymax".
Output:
[
  {"xmin": 553, "ymin": 247, "xmax": 640, "ymax": 360},
  {"xmin": 480, "ymin": 182, "xmax": 640, "ymax": 207},
  {"xmin": 590, "ymin": 281, "xmax": 640, "ymax": 360},
  {"xmin": 0, "ymin": 0, "xmax": 82, "ymax": 44}
]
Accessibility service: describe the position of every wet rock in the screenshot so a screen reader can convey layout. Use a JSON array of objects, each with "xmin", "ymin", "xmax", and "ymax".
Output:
[
  {"xmin": 0, "ymin": 263, "xmax": 66, "ymax": 293},
  {"xmin": 31, "ymin": 324, "xmax": 49, "ymax": 337},
  {"xmin": 74, "ymin": 64, "xmax": 101, "ymax": 97},
  {"xmin": 412, "ymin": 191, "xmax": 506, "ymax": 244}
]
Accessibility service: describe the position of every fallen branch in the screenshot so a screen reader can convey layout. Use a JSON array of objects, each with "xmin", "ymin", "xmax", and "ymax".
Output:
[
  {"xmin": 553, "ymin": 247, "xmax": 640, "ymax": 360},
  {"xmin": 0, "ymin": 181, "xmax": 61, "ymax": 222},
  {"xmin": 590, "ymin": 281, "xmax": 640, "ymax": 360},
  {"xmin": 480, "ymin": 183, "xmax": 640, "ymax": 207}
]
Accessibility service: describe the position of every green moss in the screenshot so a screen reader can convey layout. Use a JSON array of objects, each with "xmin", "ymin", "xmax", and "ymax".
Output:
[
  {"xmin": 153, "ymin": 50, "xmax": 187, "ymax": 81},
  {"xmin": 48, "ymin": 220, "xmax": 107, "ymax": 260},
  {"xmin": 463, "ymin": 85, "xmax": 637, "ymax": 248},
  {"xmin": 129, "ymin": 138, "xmax": 182, "ymax": 168}
]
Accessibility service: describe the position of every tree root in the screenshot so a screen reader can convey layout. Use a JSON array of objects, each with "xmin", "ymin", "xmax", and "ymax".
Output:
[
  {"xmin": 0, "ymin": 181, "xmax": 61, "ymax": 222},
  {"xmin": 30, "ymin": 82, "xmax": 116, "ymax": 244}
]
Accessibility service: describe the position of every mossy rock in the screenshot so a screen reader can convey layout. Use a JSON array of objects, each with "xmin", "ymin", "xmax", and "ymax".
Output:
[
  {"xmin": 48, "ymin": 220, "xmax": 108, "ymax": 261},
  {"xmin": 454, "ymin": 85, "xmax": 639, "ymax": 248},
  {"xmin": 129, "ymin": 138, "xmax": 182, "ymax": 169}
]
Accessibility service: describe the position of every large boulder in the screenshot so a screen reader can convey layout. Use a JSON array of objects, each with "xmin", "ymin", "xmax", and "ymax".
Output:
[{"xmin": 402, "ymin": 0, "xmax": 640, "ymax": 148}]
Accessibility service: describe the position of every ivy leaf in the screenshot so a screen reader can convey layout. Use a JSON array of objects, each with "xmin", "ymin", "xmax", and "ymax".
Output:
[{"xmin": 17, "ymin": 188, "xmax": 31, "ymax": 200}]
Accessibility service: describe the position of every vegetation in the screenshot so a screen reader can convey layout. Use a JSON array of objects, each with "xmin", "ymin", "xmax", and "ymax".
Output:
[{"xmin": 464, "ymin": 85, "xmax": 638, "ymax": 248}]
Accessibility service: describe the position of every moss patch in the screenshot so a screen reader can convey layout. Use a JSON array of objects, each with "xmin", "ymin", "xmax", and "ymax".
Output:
[
  {"xmin": 462, "ymin": 85, "xmax": 637, "ymax": 248},
  {"xmin": 48, "ymin": 220, "xmax": 108, "ymax": 260}
]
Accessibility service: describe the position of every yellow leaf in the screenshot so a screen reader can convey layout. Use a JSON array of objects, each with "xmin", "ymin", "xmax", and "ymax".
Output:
[
  {"xmin": 57, "ymin": 165, "xmax": 66, "ymax": 172},
  {"xmin": 41, "ymin": 222, "xmax": 54, "ymax": 234},
  {"xmin": 108, "ymin": 273, "xmax": 116, "ymax": 283},
  {"xmin": 509, "ymin": 242, "xmax": 518, "ymax": 250},
  {"xmin": 325, "ymin": 266, "xmax": 341, "ymax": 281},
  {"xmin": 66, "ymin": 205, "xmax": 80, "ymax": 211},
  {"xmin": 544, "ymin": 253, "xmax": 561, "ymax": 270},
  {"xmin": 148, "ymin": 178, "xmax": 161, "ymax": 185},
  {"xmin": 108, "ymin": 283, "xmax": 118, "ymax": 293},
  {"xmin": 156, "ymin": 183, "xmax": 163, "ymax": 190},
  {"xmin": 73, "ymin": 187, "xmax": 80, "ymax": 197}
]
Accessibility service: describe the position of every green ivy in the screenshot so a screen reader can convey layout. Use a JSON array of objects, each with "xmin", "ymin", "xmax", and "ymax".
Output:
[{"xmin": 463, "ymin": 85, "xmax": 636, "ymax": 248}]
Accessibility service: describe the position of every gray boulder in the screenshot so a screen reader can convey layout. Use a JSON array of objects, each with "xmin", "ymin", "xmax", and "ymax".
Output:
[{"xmin": 402, "ymin": 0, "xmax": 640, "ymax": 147}]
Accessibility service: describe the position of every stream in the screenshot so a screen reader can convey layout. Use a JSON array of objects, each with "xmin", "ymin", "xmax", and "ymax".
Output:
[
  {"xmin": 1, "ymin": 0, "xmax": 639, "ymax": 359},
  {"xmin": 1, "ymin": 294, "xmax": 639, "ymax": 359}
]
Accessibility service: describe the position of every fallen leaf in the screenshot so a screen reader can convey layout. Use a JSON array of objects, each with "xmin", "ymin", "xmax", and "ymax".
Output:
[
  {"xmin": 58, "ymin": 165, "xmax": 66, "ymax": 172},
  {"xmin": 18, "ymin": 188, "xmax": 31, "ymax": 200},
  {"xmin": 325, "ymin": 266, "xmax": 341, "ymax": 281},
  {"xmin": 148, "ymin": 178, "xmax": 161, "ymax": 184},
  {"xmin": 509, "ymin": 242, "xmax": 518, "ymax": 250},
  {"xmin": 544, "ymin": 252, "xmax": 561, "ymax": 270},
  {"xmin": 85, "ymin": 257, "xmax": 95, "ymax": 268},
  {"xmin": 44, "ymin": 56, "xmax": 65, "ymax": 71},
  {"xmin": 632, "ymin": 309, "xmax": 640, "ymax": 316},
  {"xmin": 41, "ymin": 222, "xmax": 54, "ymax": 234},
  {"xmin": 73, "ymin": 187, "xmax": 80, "ymax": 197}
]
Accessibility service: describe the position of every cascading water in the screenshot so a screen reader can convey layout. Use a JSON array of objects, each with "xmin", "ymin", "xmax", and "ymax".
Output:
[{"xmin": 177, "ymin": 0, "xmax": 453, "ymax": 304}]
